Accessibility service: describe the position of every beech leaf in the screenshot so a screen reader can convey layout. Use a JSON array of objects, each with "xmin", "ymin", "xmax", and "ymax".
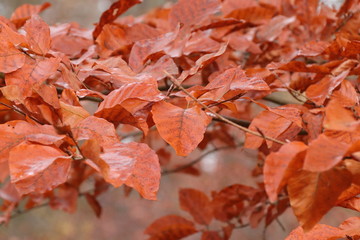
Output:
[
  {"xmin": 24, "ymin": 14, "xmax": 51, "ymax": 55},
  {"xmin": 287, "ymin": 168, "xmax": 351, "ymax": 231},
  {"xmin": 144, "ymin": 215, "xmax": 197, "ymax": 240},
  {"xmin": 9, "ymin": 143, "xmax": 71, "ymax": 195},
  {"xmin": 179, "ymin": 188, "xmax": 213, "ymax": 225},
  {"xmin": 152, "ymin": 101, "xmax": 211, "ymax": 156}
]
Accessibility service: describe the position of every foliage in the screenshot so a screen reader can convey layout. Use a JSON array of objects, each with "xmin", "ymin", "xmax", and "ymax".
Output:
[{"xmin": 1, "ymin": 0, "xmax": 360, "ymax": 239}]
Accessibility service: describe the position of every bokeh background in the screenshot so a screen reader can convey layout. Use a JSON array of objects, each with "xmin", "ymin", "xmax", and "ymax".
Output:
[{"xmin": 0, "ymin": 0, "xmax": 355, "ymax": 239}]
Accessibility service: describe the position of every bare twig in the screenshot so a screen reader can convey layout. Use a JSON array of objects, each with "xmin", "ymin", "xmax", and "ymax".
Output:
[
  {"xmin": 0, "ymin": 102, "xmax": 44, "ymax": 125},
  {"xmin": 163, "ymin": 71, "xmax": 286, "ymax": 145},
  {"xmin": 162, "ymin": 145, "xmax": 238, "ymax": 175}
]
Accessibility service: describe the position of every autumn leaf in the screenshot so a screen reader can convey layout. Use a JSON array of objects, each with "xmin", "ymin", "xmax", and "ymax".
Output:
[
  {"xmin": 287, "ymin": 167, "xmax": 352, "ymax": 231},
  {"xmin": 152, "ymin": 101, "xmax": 211, "ymax": 156},
  {"xmin": 264, "ymin": 141, "xmax": 308, "ymax": 202},
  {"xmin": 24, "ymin": 14, "xmax": 51, "ymax": 55},
  {"xmin": 0, "ymin": 40, "xmax": 25, "ymax": 73},
  {"xmin": 144, "ymin": 215, "xmax": 197, "ymax": 240},
  {"xmin": 93, "ymin": 0, "xmax": 142, "ymax": 39},
  {"xmin": 10, "ymin": 2, "xmax": 51, "ymax": 28},
  {"xmin": 303, "ymin": 134, "xmax": 349, "ymax": 172},
  {"xmin": 179, "ymin": 188, "xmax": 213, "ymax": 225},
  {"xmin": 9, "ymin": 143, "xmax": 72, "ymax": 195}
]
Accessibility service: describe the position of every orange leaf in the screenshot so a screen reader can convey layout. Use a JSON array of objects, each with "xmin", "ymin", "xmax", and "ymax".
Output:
[
  {"xmin": 179, "ymin": 188, "xmax": 213, "ymax": 225},
  {"xmin": 169, "ymin": 0, "xmax": 221, "ymax": 28},
  {"xmin": 306, "ymin": 70, "xmax": 349, "ymax": 106},
  {"xmin": 287, "ymin": 168, "xmax": 351, "ymax": 231},
  {"xmin": 152, "ymin": 101, "xmax": 211, "ymax": 156},
  {"xmin": 323, "ymin": 99, "xmax": 359, "ymax": 131},
  {"xmin": 94, "ymin": 81, "xmax": 164, "ymax": 134},
  {"xmin": 303, "ymin": 134, "xmax": 349, "ymax": 172},
  {"xmin": 264, "ymin": 141, "xmax": 308, "ymax": 202},
  {"xmin": 0, "ymin": 40, "xmax": 25, "ymax": 73},
  {"xmin": 339, "ymin": 217, "xmax": 360, "ymax": 237},
  {"xmin": 285, "ymin": 224, "xmax": 344, "ymax": 240},
  {"xmin": 93, "ymin": 0, "xmax": 142, "ymax": 39},
  {"xmin": 122, "ymin": 142, "xmax": 160, "ymax": 200},
  {"xmin": 0, "ymin": 120, "xmax": 67, "ymax": 163},
  {"xmin": 9, "ymin": 143, "xmax": 71, "ymax": 195},
  {"xmin": 144, "ymin": 215, "xmax": 197, "ymax": 240},
  {"xmin": 10, "ymin": 2, "xmax": 51, "ymax": 28},
  {"xmin": 24, "ymin": 15, "xmax": 51, "ymax": 55},
  {"xmin": 5, "ymin": 56, "xmax": 60, "ymax": 101}
]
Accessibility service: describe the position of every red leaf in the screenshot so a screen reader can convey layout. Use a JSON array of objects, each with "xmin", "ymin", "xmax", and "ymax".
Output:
[
  {"xmin": 287, "ymin": 168, "xmax": 352, "ymax": 231},
  {"xmin": 179, "ymin": 188, "xmax": 213, "ymax": 225},
  {"xmin": 303, "ymin": 134, "xmax": 349, "ymax": 172},
  {"xmin": 9, "ymin": 143, "xmax": 72, "ymax": 195},
  {"xmin": 24, "ymin": 15, "xmax": 51, "ymax": 55},
  {"xmin": 152, "ymin": 101, "xmax": 211, "ymax": 156},
  {"xmin": 264, "ymin": 141, "xmax": 308, "ymax": 202},
  {"xmin": 93, "ymin": 0, "xmax": 142, "ymax": 39},
  {"xmin": 145, "ymin": 215, "xmax": 197, "ymax": 240}
]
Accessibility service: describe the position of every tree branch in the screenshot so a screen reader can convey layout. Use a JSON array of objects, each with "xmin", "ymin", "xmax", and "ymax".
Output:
[
  {"xmin": 162, "ymin": 145, "xmax": 238, "ymax": 175},
  {"xmin": 163, "ymin": 71, "xmax": 286, "ymax": 145}
]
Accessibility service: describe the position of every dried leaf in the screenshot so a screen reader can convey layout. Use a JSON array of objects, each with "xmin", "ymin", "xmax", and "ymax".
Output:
[
  {"xmin": 10, "ymin": 2, "xmax": 51, "ymax": 28},
  {"xmin": 264, "ymin": 141, "xmax": 308, "ymax": 202},
  {"xmin": 179, "ymin": 188, "xmax": 213, "ymax": 225},
  {"xmin": 287, "ymin": 168, "xmax": 351, "ymax": 231},
  {"xmin": 145, "ymin": 215, "xmax": 197, "ymax": 240},
  {"xmin": 152, "ymin": 101, "xmax": 211, "ymax": 156},
  {"xmin": 9, "ymin": 143, "xmax": 71, "ymax": 195},
  {"xmin": 24, "ymin": 15, "xmax": 51, "ymax": 55}
]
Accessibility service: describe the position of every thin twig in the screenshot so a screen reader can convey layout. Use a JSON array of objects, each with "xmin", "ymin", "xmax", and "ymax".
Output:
[
  {"xmin": 0, "ymin": 102, "xmax": 44, "ymax": 125},
  {"xmin": 163, "ymin": 71, "xmax": 286, "ymax": 145},
  {"xmin": 162, "ymin": 145, "xmax": 237, "ymax": 175}
]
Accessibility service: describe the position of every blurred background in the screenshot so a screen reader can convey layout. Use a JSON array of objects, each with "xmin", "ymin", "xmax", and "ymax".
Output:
[{"xmin": 0, "ymin": 0, "xmax": 355, "ymax": 239}]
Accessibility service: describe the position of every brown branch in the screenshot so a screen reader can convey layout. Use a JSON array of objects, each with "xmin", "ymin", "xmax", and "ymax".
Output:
[
  {"xmin": 163, "ymin": 71, "xmax": 286, "ymax": 145},
  {"xmin": 162, "ymin": 145, "xmax": 238, "ymax": 175},
  {"xmin": 0, "ymin": 102, "xmax": 44, "ymax": 125}
]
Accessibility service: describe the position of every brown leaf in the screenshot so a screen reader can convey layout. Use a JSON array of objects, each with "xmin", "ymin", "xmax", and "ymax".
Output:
[
  {"xmin": 10, "ymin": 2, "xmax": 51, "ymax": 28},
  {"xmin": 169, "ymin": 0, "xmax": 221, "ymax": 28},
  {"xmin": 9, "ymin": 143, "xmax": 72, "ymax": 195},
  {"xmin": 85, "ymin": 193, "xmax": 102, "ymax": 217},
  {"xmin": 303, "ymin": 134, "xmax": 349, "ymax": 172},
  {"xmin": 152, "ymin": 101, "xmax": 211, "ymax": 156},
  {"xmin": 287, "ymin": 168, "xmax": 352, "ymax": 231},
  {"xmin": 179, "ymin": 188, "xmax": 213, "ymax": 225},
  {"xmin": 24, "ymin": 15, "xmax": 51, "ymax": 55},
  {"xmin": 93, "ymin": 0, "xmax": 142, "ymax": 39},
  {"xmin": 256, "ymin": 15, "xmax": 295, "ymax": 42},
  {"xmin": 94, "ymin": 81, "xmax": 164, "ymax": 133},
  {"xmin": 144, "ymin": 215, "xmax": 197, "ymax": 240},
  {"xmin": 264, "ymin": 141, "xmax": 308, "ymax": 202},
  {"xmin": 306, "ymin": 70, "xmax": 349, "ymax": 106}
]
